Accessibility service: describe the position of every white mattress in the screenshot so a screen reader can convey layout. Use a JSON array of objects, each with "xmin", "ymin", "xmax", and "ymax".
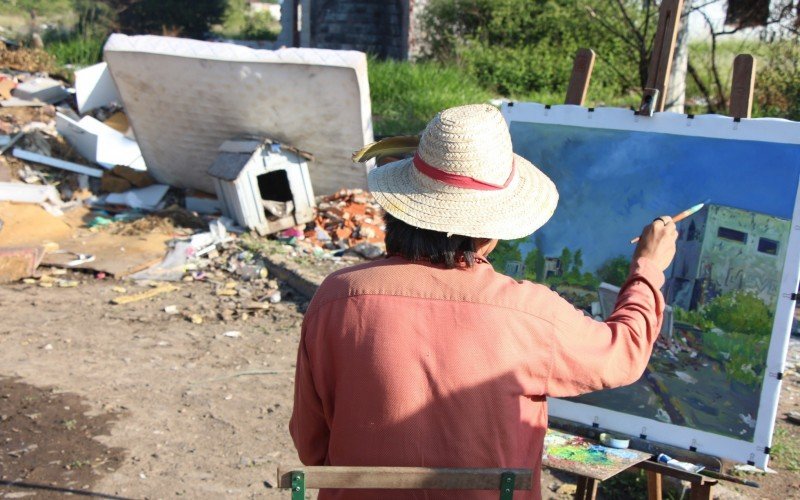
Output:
[{"xmin": 104, "ymin": 34, "xmax": 373, "ymax": 195}]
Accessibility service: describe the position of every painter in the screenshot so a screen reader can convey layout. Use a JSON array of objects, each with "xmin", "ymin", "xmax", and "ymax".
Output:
[{"xmin": 288, "ymin": 103, "xmax": 678, "ymax": 499}]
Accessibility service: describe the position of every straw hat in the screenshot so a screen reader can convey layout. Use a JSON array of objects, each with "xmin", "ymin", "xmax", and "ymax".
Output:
[{"xmin": 367, "ymin": 104, "xmax": 559, "ymax": 240}]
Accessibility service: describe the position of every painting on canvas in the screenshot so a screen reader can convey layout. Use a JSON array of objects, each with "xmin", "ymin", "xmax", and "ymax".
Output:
[{"xmin": 501, "ymin": 103, "xmax": 800, "ymax": 467}]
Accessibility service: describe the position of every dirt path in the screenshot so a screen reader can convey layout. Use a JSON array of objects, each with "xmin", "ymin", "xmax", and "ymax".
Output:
[
  {"xmin": 1, "ymin": 276, "xmax": 799, "ymax": 499},
  {"xmin": 1, "ymin": 279, "xmax": 304, "ymax": 499}
]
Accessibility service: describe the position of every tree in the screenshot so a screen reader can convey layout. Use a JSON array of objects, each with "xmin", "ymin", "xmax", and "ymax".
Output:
[
  {"xmin": 420, "ymin": 0, "xmax": 639, "ymax": 96},
  {"xmin": 489, "ymin": 240, "xmax": 522, "ymax": 274},
  {"xmin": 108, "ymin": 0, "xmax": 227, "ymax": 37},
  {"xmin": 597, "ymin": 255, "xmax": 630, "ymax": 287},
  {"xmin": 559, "ymin": 247, "xmax": 572, "ymax": 275},
  {"xmin": 524, "ymin": 247, "xmax": 545, "ymax": 282}
]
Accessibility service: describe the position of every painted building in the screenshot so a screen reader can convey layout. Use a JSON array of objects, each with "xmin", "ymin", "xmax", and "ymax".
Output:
[
  {"xmin": 666, "ymin": 204, "xmax": 790, "ymax": 310},
  {"xmin": 278, "ymin": 0, "xmax": 428, "ymax": 59}
]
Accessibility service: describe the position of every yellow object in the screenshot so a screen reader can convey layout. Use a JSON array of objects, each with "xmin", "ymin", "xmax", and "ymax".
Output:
[
  {"xmin": 112, "ymin": 284, "xmax": 178, "ymax": 304},
  {"xmin": 352, "ymin": 136, "xmax": 419, "ymax": 163}
]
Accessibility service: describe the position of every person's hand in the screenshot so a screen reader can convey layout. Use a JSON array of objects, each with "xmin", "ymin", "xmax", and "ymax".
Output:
[{"xmin": 633, "ymin": 216, "xmax": 678, "ymax": 271}]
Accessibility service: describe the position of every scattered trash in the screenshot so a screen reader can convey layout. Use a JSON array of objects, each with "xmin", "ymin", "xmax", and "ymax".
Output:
[
  {"xmin": 164, "ymin": 305, "xmax": 179, "ymax": 315},
  {"xmin": 56, "ymin": 112, "xmax": 145, "ymax": 170},
  {"xmin": 0, "ymin": 182, "xmax": 65, "ymax": 215},
  {"xmin": 223, "ymin": 330, "xmax": 241, "ymax": 338},
  {"xmin": 103, "ymin": 33, "xmax": 373, "ymax": 196},
  {"xmin": 74, "ymin": 62, "xmax": 122, "ymax": 114},
  {"xmin": 111, "ymin": 284, "xmax": 179, "ymax": 305},
  {"xmin": 13, "ymin": 147, "xmax": 103, "ymax": 178},
  {"xmin": 105, "ymin": 184, "xmax": 169, "ymax": 211},
  {"xmin": 12, "ymin": 77, "xmax": 69, "ymax": 104}
]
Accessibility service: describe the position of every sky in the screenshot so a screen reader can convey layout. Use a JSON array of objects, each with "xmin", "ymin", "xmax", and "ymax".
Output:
[{"xmin": 509, "ymin": 122, "xmax": 800, "ymax": 273}]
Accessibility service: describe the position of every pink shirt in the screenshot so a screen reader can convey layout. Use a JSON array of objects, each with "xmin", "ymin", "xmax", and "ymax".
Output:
[{"xmin": 290, "ymin": 256, "xmax": 664, "ymax": 499}]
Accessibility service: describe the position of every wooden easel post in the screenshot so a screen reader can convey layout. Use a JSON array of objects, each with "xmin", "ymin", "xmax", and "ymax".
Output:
[
  {"xmin": 638, "ymin": 0, "xmax": 685, "ymax": 115},
  {"xmin": 729, "ymin": 54, "xmax": 756, "ymax": 119},
  {"xmin": 565, "ymin": 48, "xmax": 596, "ymax": 106}
]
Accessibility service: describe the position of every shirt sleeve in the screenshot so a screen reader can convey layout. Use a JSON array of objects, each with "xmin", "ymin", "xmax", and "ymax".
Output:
[
  {"xmin": 289, "ymin": 319, "xmax": 330, "ymax": 465},
  {"xmin": 544, "ymin": 257, "xmax": 666, "ymax": 398}
]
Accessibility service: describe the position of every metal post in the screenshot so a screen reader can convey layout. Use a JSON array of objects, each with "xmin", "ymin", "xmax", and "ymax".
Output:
[{"xmin": 499, "ymin": 471, "xmax": 516, "ymax": 500}]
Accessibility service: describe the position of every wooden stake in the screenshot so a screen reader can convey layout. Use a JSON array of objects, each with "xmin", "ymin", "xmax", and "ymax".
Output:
[
  {"xmin": 730, "ymin": 54, "xmax": 756, "ymax": 119},
  {"xmin": 640, "ymin": 0, "xmax": 685, "ymax": 114},
  {"xmin": 565, "ymin": 48, "xmax": 596, "ymax": 105}
]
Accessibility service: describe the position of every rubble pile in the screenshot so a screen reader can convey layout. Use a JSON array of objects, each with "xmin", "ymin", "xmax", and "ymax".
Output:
[
  {"xmin": 0, "ymin": 39, "xmax": 382, "ymax": 291},
  {"xmin": 284, "ymin": 189, "xmax": 386, "ymax": 260}
]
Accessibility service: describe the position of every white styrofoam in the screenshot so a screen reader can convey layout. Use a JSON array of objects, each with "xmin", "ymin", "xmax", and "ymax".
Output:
[
  {"xmin": 56, "ymin": 113, "xmax": 146, "ymax": 171},
  {"xmin": 75, "ymin": 62, "xmax": 122, "ymax": 114},
  {"xmin": 103, "ymin": 34, "xmax": 373, "ymax": 195}
]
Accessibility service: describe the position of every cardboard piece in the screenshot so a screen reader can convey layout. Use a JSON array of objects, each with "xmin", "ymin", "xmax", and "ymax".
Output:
[
  {"xmin": 0, "ymin": 246, "xmax": 45, "ymax": 283},
  {"xmin": 0, "ymin": 202, "xmax": 76, "ymax": 247},
  {"xmin": 0, "ymin": 182, "xmax": 65, "ymax": 215},
  {"xmin": 0, "ymin": 78, "xmax": 15, "ymax": 100},
  {"xmin": 41, "ymin": 231, "xmax": 172, "ymax": 277},
  {"xmin": 103, "ymin": 34, "xmax": 373, "ymax": 195},
  {"xmin": 74, "ymin": 62, "xmax": 122, "ymax": 114},
  {"xmin": 55, "ymin": 112, "xmax": 146, "ymax": 170}
]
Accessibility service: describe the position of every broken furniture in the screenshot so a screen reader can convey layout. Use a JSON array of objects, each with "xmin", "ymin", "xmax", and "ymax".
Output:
[
  {"xmin": 103, "ymin": 34, "xmax": 373, "ymax": 196},
  {"xmin": 208, "ymin": 138, "xmax": 315, "ymax": 235}
]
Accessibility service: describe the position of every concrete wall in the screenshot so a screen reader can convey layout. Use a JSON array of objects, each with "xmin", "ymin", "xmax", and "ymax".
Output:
[
  {"xmin": 668, "ymin": 204, "xmax": 790, "ymax": 310},
  {"xmin": 279, "ymin": 0, "xmax": 428, "ymax": 60}
]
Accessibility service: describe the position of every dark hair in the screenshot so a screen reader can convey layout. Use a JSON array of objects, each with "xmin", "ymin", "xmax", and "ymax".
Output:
[{"xmin": 383, "ymin": 212, "xmax": 480, "ymax": 269}]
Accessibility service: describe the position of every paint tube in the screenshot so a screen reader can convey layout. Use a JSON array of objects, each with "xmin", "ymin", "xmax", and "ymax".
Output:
[{"xmin": 657, "ymin": 453, "xmax": 705, "ymax": 473}]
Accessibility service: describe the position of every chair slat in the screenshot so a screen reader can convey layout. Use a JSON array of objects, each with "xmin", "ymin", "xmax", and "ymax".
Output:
[{"xmin": 277, "ymin": 466, "xmax": 532, "ymax": 490}]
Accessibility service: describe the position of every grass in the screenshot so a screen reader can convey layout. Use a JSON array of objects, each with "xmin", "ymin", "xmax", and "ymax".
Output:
[
  {"xmin": 772, "ymin": 427, "xmax": 800, "ymax": 471},
  {"xmin": 368, "ymin": 56, "xmax": 496, "ymax": 136},
  {"xmin": 43, "ymin": 30, "xmax": 106, "ymax": 68}
]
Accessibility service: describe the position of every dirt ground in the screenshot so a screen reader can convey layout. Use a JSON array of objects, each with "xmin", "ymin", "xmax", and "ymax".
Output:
[{"xmin": 1, "ymin": 273, "xmax": 799, "ymax": 499}]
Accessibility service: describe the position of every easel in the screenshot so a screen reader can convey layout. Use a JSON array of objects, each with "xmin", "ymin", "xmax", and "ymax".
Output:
[{"xmin": 555, "ymin": 0, "xmax": 759, "ymax": 498}]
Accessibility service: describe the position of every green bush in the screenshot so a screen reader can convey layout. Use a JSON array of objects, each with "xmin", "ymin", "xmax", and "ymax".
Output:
[
  {"xmin": 755, "ymin": 40, "xmax": 800, "ymax": 121},
  {"xmin": 368, "ymin": 56, "xmax": 494, "ymax": 136},
  {"xmin": 701, "ymin": 328, "xmax": 768, "ymax": 388},
  {"xmin": 489, "ymin": 240, "xmax": 523, "ymax": 274},
  {"xmin": 596, "ymin": 255, "xmax": 630, "ymax": 287},
  {"xmin": 703, "ymin": 291, "xmax": 773, "ymax": 337},
  {"xmin": 420, "ymin": 0, "xmax": 638, "ymax": 98}
]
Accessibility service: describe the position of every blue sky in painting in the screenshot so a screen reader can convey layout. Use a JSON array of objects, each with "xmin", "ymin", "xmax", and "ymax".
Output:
[{"xmin": 509, "ymin": 122, "xmax": 800, "ymax": 272}]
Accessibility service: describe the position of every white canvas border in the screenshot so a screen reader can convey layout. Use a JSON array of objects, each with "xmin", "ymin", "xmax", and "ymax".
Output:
[{"xmin": 501, "ymin": 103, "xmax": 800, "ymax": 468}]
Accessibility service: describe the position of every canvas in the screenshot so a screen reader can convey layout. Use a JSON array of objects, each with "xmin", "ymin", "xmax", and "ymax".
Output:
[{"xmin": 501, "ymin": 103, "xmax": 800, "ymax": 468}]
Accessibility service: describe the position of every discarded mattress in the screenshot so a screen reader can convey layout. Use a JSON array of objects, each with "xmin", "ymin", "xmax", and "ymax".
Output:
[{"xmin": 103, "ymin": 34, "xmax": 373, "ymax": 195}]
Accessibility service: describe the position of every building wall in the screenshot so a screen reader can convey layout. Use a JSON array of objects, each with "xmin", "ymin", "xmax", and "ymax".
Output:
[
  {"xmin": 278, "ymin": 0, "xmax": 427, "ymax": 60},
  {"xmin": 668, "ymin": 204, "xmax": 790, "ymax": 310}
]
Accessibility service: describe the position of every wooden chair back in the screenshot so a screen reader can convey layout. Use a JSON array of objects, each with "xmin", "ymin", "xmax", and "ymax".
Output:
[{"xmin": 276, "ymin": 466, "xmax": 532, "ymax": 499}]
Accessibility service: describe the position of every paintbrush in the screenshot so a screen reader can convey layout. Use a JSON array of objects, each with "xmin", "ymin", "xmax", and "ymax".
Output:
[
  {"xmin": 630, "ymin": 201, "xmax": 708, "ymax": 244},
  {"xmin": 699, "ymin": 469, "xmax": 760, "ymax": 488}
]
